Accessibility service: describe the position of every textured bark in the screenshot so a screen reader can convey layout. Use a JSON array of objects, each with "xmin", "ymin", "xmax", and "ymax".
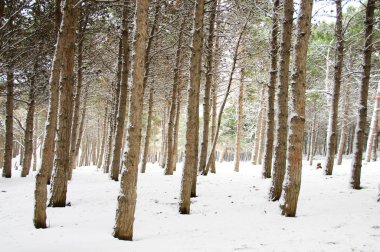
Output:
[
  {"xmin": 74, "ymin": 84, "xmax": 88, "ymax": 168},
  {"xmin": 209, "ymin": 69, "xmax": 218, "ymax": 174},
  {"xmin": 269, "ymin": 0, "xmax": 294, "ymax": 201},
  {"xmin": 179, "ymin": 0, "xmax": 205, "ymax": 214},
  {"xmin": 165, "ymin": 15, "xmax": 185, "ymax": 175},
  {"xmin": 280, "ymin": 0, "xmax": 313, "ymax": 217},
  {"xmin": 103, "ymin": 104, "xmax": 114, "ymax": 173},
  {"xmin": 198, "ymin": 0, "xmax": 217, "ymax": 173},
  {"xmin": 323, "ymin": 0, "xmax": 344, "ymax": 175},
  {"xmin": 251, "ymin": 84, "xmax": 265, "ymax": 165},
  {"xmin": 350, "ymin": 0, "xmax": 375, "ymax": 189},
  {"xmin": 262, "ymin": 0, "xmax": 279, "ymax": 179},
  {"xmin": 49, "ymin": 0, "xmax": 78, "ymax": 207},
  {"xmin": 34, "ymin": 0, "xmax": 72, "ymax": 228},
  {"xmin": 110, "ymin": 1, "xmax": 130, "ymax": 181},
  {"xmin": 32, "ymin": 115, "xmax": 38, "ymax": 171},
  {"xmin": 234, "ymin": 69, "xmax": 244, "ymax": 172},
  {"xmin": 172, "ymin": 88, "xmax": 182, "ymax": 172},
  {"xmin": 365, "ymin": 81, "xmax": 380, "ymax": 162},
  {"xmin": 141, "ymin": 88, "xmax": 154, "ymax": 173},
  {"xmin": 309, "ymin": 112, "xmax": 317, "ymax": 166},
  {"xmin": 113, "ymin": 0, "xmax": 149, "ymax": 240},
  {"xmin": 97, "ymin": 106, "xmax": 107, "ymax": 168},
  {"xmin": 21, "ymin": 74, "xmax": 36, "ymax": 177},
  {"xmin": 2, "ymin": 68, "xmax": 14, "ymax": 178},
  {"xmin": 258, "ymin": 105, "xmax": 266, "ymax": 165},
  {"xmin": 337, "ymin": 78, "xmax": 350, "ymax": 165},
  {"xmin": 159, "ymin": 108, "xmax": 167, "ymax": 168}
]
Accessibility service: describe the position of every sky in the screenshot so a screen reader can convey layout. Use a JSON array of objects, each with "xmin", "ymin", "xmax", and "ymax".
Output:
[{"xmin": 311, "ymin": 0, "xmax": 363, "ymax": 23}]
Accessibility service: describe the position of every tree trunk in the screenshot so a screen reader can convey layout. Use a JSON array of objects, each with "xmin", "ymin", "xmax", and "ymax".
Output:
[
  {"xmin": 350, "ymin": 0, "xmax": 376, "ymax": 189},
  {"xmin": 309, "ymin": 112, "xmax": 317, "ymax": 166},
  {"xmin": 198, "ymin": 0, "xmax": 217, "ymax": 173},
  {"xmin": 251, "ymin": 84, "xmax": 265, "ymax": 165},
  {"xmin": 73, "ymin": 84, "xmax": 88, "ymax": 169},
  {"xmin": 32, "ymin": 115, "xmax": 38, "ymax": 171},
  {"xmin": 179, "ymin": 0, "xmax": 205, "ymax": 214},
  {"xmin": 21, "ymin": 74, "xmax": 36, "ymax": 177},
  {"xmin": 337, "ymin": 77, "xmax": 351, "ymax": 165},
  {"xmin": 49, "ymin": 0, "xmax": 78, "ymax": 207},
  {"xmin": 258, "ymin": 105, "xmax": 266, "ymax": 165},
  {"xmin": 141, "ymin": 88, "xmax": 154, "ymax": 173},
  {"xmin": 280, "ymin": 0, "xmax": 313, "ymax": 217},
  {"xmin": 2, "ymin": 68, "xmax": 14, "ymax": 178},
  {"xmin": 365, "ymin": 81, "xmax": 380, "ymax": 162},
  {"xmin": 165, "ymin": 14, "xmax": 185, "ymax": 175},
  {"xmin": 262, "ymin": 0, "xmax": 279, "ymax": 179},
  {"xmin": 269, "ymin": 0, "xmax": 294, "ymax": 201},
  {"xmin": 172, "ymin": 88, "xmax": 182, "ymax": 172},
  {"xmin": 234, "ymin": 68, "xmax": 244, "ymax": 172},
  {"xmin": 97, "ymin": 106, "xmax": 108, "ymax": 168},
  {"xmin": 323, "ymin": 0, "xmax": 344, "ymax": 175},
  {"xmin": 110, "ymin": 1, "xmax": 130, "ymax": 181},
  {"xmin": 113, "ymin": 0, "xmax": 149, "ymax": 240},
  {"xmin": 159, "ymin": 108, "xmax": 167, "ymax": 168}
]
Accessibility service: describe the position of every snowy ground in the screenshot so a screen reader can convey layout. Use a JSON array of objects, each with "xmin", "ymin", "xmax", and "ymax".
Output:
[{"xmin": 1, "ymin": 159, "xmax": 379, "ymax": 251}]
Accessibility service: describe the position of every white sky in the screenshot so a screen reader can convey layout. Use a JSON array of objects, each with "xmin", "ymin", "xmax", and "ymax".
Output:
[{"xmin": 310, "ymin": 0, "xmax": 363, "ymax": 23}]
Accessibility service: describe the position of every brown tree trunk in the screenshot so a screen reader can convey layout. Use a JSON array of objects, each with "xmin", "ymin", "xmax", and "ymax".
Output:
[
  {"xmin": 141, "ymin": 88, "xmax": 154, "ymax": 173},
  {"xmin": 49, "ymin": 0, "xmax": 78, "ymax": 207},
  {"xmin": 74, "ymin": 84, "xmax": 88, "ymax": 168},
  {"xmin": 172, "ymin": 88, "xmax": 182, "ymax": 172},
  {"xmin": 32, "ymin": 115, "xmax": 38, "ymax": 171},
  {"xmin": 97, "ymin": 105, "xmax": 108, "ymax": 168},
  {"xmin": 350, "ymin": 0, "xmax": 376, "ymax": 189},
  {"xmin": 198, "ymin": 0, "xmax": 217, "ymax": 173},
  {"xmin": 2, "ymin": 68, "xmax": 14, "ymax": 178},
  {"xmin": 323, "ymin": 0, "xmax": 344, "ymax": 175},
  {"xmin": 234, "ymin": 68, "xmax": 244, "ymax": 172},
  {"xmin": 337, "ymin": 77, "xmax": 351, "ymax": 165},
  {"xmin": 113, "ymin": 0, "xmax": 149, "ymax": 240},
  {"xmin": 159, "ymin": 108, "xmax": 167, "ymax": 168},
  {"xmin": 251, "ymin": 84, "xmax": 265, "ymax": 165},
  {"xmin": 365, "ymin": 81, "xmax": 380, "ymax": 162},
  {"xmin": 21, "ymin": 74, "xmax": 36, "ymax": 177},
  {"xmin": 280, "ymin": 0, "xmax": 313, "ymax": 217},
  {"xmin": 179, "ymin": 0, "xmax": 205, "ymax": 214},
  {"xmin": 110, "ymin": 0, "xmax": 130, "ymax": 181},
  {"xmin": 258, "ymin": 105, "xmax": 266, "ymax": 165},
  {"xmin": 269, "ymin": 0, "xmax": 294, "ymax": 201},
  {"xmin": 262, "ymin": 0, "xmax": 279, "ymax": 179}
]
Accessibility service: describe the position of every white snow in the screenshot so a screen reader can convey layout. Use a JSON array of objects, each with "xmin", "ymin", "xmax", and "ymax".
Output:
[{"xmin": 1, "ymin": 159, "xmax": 379, "ymax": 251}]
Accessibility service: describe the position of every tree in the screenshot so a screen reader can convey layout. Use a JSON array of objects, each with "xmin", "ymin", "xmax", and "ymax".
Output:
[
  {"xmin": 280, "ymin": 0, "xmax": 313, "ymax": 217},
  {"xmin": 234, "ymin": 68, "xmax": 244, "ymax": 172},
  {"xmin": 269, "ymin": 0, "xmax": 294, "ymax": 201},
  {"xmin": 323, "ymin": 0, "xmax": 344, "ymax": 176},
  {"xmin": 350, "ymin": 0, "xmax": 376, "ymax": 189},
  {"xmin": 365, "ymin": 81, "xmax": 380, "ymax": 162},
  {"xmin": 113, "ymin": 0, "xmax": 149, "ymax": 240}
]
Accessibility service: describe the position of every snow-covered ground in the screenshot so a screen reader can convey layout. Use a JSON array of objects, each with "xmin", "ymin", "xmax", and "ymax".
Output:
[{"xmin": 1, "ymin": 159, "xmax": 379, "ymax": 251}]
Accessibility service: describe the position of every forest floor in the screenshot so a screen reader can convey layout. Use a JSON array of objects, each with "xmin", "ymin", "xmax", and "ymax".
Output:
[{"xmin": 1, "ymin": 159, "xmax": 380, "ymax": 251}]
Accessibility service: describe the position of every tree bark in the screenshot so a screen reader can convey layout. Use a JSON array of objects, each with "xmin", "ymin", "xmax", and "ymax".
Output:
[
  {"xmin": 234, "ymin": 68, "xmax": 244, "ymax": 172},
  {"xmin": 74, "ymin": 84, "xmax": 88, "ymax": 168},
  {"xmin": 110, "ymin": 0, "xmax": 130, "ymax": 181},
  {"xmin": 365, "ymin": 81, "xmax": 380, "ymax": 162},
  {"xmin": 179, "ymin": 0, "xmax": 205, "ymax": 214},
  {"xmin": 323, "ymin": 0, "xmax": 344, "ymax": 175},
  {"xmin": 280, "ymin": 0, "xmax": 313, "ymax": 217},
  {"xmin": 251, "ymin": 84, "xmax": 265, "ymax": 165},
  {"xmin": 198, "ymin": 0, "xmax": 217, "ymax": 174},
  {"xmin": 258, "ymin": 105, "xmax": 266, "ymax": 165},
  {"xmin": 350, "ymin": 0, "xmax": 376, "ymax": 189},
  {"xmin": 262, "ymin": 0, "xmax": 279, "ymax": 179},
  {"xmin": 337, "ymin": 77, "xmax": 350, "ymax": 165},
  {"xmin": 141, "ymin": 88, "xmax": 154, "ymax": 173},
  {"xmin": 113, "ymin": 0, "xmax": 149, "ymax": 240},
  {"xmin": 269, "ymin": 0, "xmax": 294, "ymax": 201},
  {"xmin": 49, "ymin": 0, "xmax": 78, "ymax": 207},
  {"xmin": 2, "ymin": 68, "xmax": 14, "ymax": 178},
  {"xmin": 172, "ymin": 88, "xmax": 182, "ymax": 172},
  {"xmin": 97, "ymin": 105, "xmax": 107, "ymax": 168}
]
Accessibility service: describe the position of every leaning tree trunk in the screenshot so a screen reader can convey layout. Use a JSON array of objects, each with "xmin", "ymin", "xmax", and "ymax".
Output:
[
  {"xmin": 165, "ymin": 14, "xmax": 185, "ymax": 175},
  {"xmin": 141, "ymin": 88, "xmax": 154, "ymax": 173},
  {"xmin": 21, "ymin": 74, "xmax": 36, "ymax": 177},
  {"xmin": 323, "ymin": 0, "xmax": 344, "ymax": 176},
  {"xmin": 365, "ymin": 81, "xmax": 380, "ymax": 162},
  {"xmin": 2, "ymin": 68, "xmax": 13, "ymax": 178},
  {"xmin": 280, "ymin": 0, "xmax": 313, "ymax": 217},
  {"xmin": 262, "ymin": 0, "xmax": 279, "ymax": 179},
  {"xmin": 49, "ymin": 0, "xmax": 78, "ymax": 207},
  {"xmin": 179, "ymin": 0, "xmax": 205, "ymax": 214},
  {"xmin": 234, "ymin": 68, "xmax": 245, "ymax": 172},
  {"xmin": 34, "ymin": 0, "xmax": 71, "ymax": 228},
  {"xmin": 113, "ymin": 0, "xmax": 149, "ymax": 240},
  {"xmin": 269, "ymin": 0, "xmax": 294, "ymax": 201},
  {"xmin": 110, "ymin": 0, "xmax": 130, "ymax": 181},
  {"xmin": 198, "ymin": 0, "xmax": 217, "ymax": 174},
  {"xmin": 350, "ymin": 0, "xmax": 376, "ymax": 189}
]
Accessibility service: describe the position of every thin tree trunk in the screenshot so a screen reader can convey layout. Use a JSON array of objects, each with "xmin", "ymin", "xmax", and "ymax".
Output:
[
  {"xmin": 73, "ymin": 84, "xmax": 88, "ymax": 169},
  {"xmin": 179, "ymin": 0, "xmax": 205, "ymax": 214},
  {"xmin": 49, "ymin": 0, "xmax": 78, "ymax": 207},
  {"xmin": 103, "ymin": 104, "xmax": 114, "ymax": 173},
  {"xmin": 159, "ymin": 108, "xmax": 166, "ymax": 168},
  {"xmin": 21, "ymin": 73, "xmax": 36, "ymax": 177},
  {"xmin": 269, "ymin": 0, "xmax": 294, "ymax": 201},
  {"xmin": 110, "ymin": 0, "xmax": 130, "ymax": 181},
  {"xmin": 337, "ymin": 78, "xmax": 351, "ymax": 165},
  {"xmin": 323, "ymin": 0, "xmax": 344, "ymax": 175},
  {"xmin": 251, "ymin": 84, "xmax": 265, "ymax": 165},
  {"xmin": 172, "ymin": 88, "xmax": 182, "ymax": 171},
  {"xmin": 262, "ymin": 0, "xmax": 279, "ymax": 179},
  {"xmin": 113, "ymin": 0, "xmax": 149, "ymax": 240},
  {"xmin": 2, "ymin": 68, "xmax": 13, "ymax": 178},
  {"xmin": 258, "ymin": 105, "xmax": 266, "ymax": 165},
  {"xmin": 141, "ymin": 88, "xmax": 154, "ymax": 173},
  {"xmin": 97, "ymin": 106, "xmax": 107, "ymax": 168},
  {"xmin": 198, "ymin": 0, "xmax": 217, "ymax": 173},
  {"xmin": 234, "ymin": 68, "xmax": 244, "ymax": 172},
  {"xmin": 280, "ymin": 0, "xmax": 313, "ymax": 217},
  {"xmin": 350, "ymin": 0, "xmax": 376, "ymax": 189},
  {"xmin": 309, "ymin": 112, "xmax": 317, "ymax": 166},
  {"xmin": 32, "ymin": 115, "xmax": 38, "ymax": 171},
  {"xmin": 365, "ymin": 81, "xmax": 380, "ymax": 162}
]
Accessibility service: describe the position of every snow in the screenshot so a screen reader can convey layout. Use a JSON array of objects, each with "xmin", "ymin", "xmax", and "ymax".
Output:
[{"xmin": 1, "ymin": 159, "xmax": 380, "ymax": 251}]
